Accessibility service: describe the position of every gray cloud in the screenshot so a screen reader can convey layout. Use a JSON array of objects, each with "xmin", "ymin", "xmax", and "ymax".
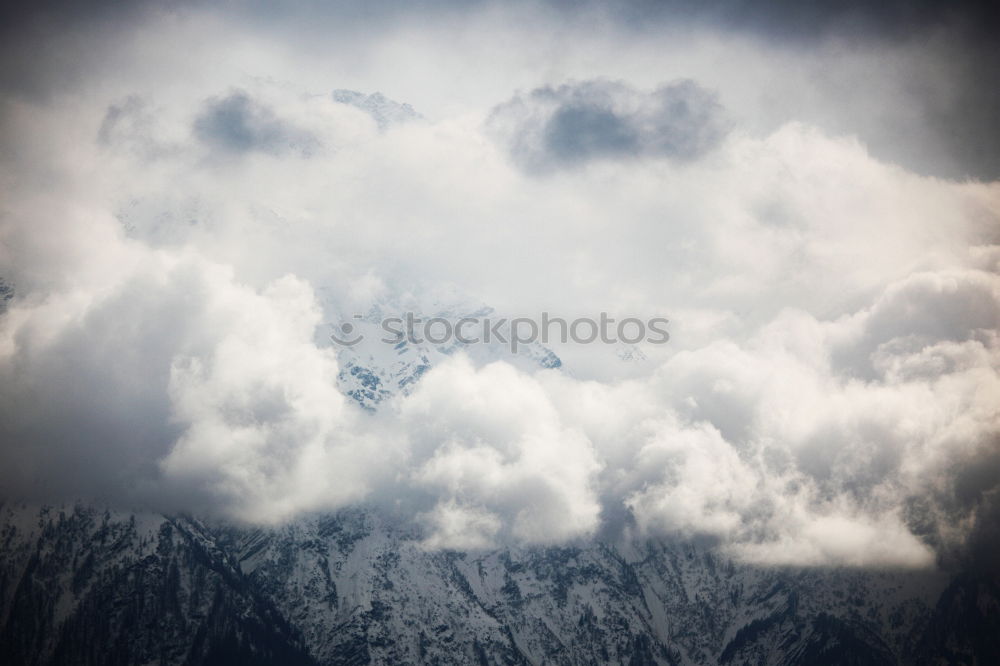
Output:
[
  {"xmin": 579, "ymin": 0, "xmax": 998, "ymax": 40},
  {"xmin": 904, "ymin": 438, "xmax": 1000, "ymax": 574},
  {"xmin": 489, "ymin": 79, "xmax": 728, "ymax": 171},
  {"xmin": 1, "ymin": 1, "xmax": 998, "ymax": 571},
  {"xmin": 97, "ymin": 95, "xmax": 173, "ymax": 160},
  {"xmin": 3, "ymin": 1, "xmax": 996, "ymax": 179},
  {"xmin": 193, "ymin": 90, "xmax": 317, "ymax": 156},
  {"xmin": 4, "ymin": 81, "xmax": 997, "ymax": 567}
]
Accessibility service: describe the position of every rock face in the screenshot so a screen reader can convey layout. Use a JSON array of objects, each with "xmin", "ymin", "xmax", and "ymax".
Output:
[
  {"xmin": 1, "ymin": 502, "xmax": 995, "ymax": 665},
  {"xmin": 331, "ymin": 90, "xmax": 422, "ymax": 130},
  {"xmin": 330, "ymin": 301, "xmax": 562, "ymax": 411},
  {"xmin": 0, "ymin": 504, "xmax": 313, "ymax": 666}
]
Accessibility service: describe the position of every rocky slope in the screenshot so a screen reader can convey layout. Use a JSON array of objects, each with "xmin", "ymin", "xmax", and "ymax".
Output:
[{"xmin": 1, "ymin": 501, "xmax": 995, "ymax": 665}]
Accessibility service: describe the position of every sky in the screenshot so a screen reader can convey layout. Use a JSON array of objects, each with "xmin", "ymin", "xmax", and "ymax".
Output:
[{"xmin": 1, "ymin": 0, "xmax": 998, "ymax": 571}]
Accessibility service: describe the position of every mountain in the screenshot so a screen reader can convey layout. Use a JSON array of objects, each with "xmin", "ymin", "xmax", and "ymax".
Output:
[
  {"xmin": 1, "ymin": 301, "xmax": 995, "ymax": 665},
  {"xmin": 331, "ymin": 91, "xmax": 422, "ymax": 130},
  {"xmin": 1, "ymin": 501, "xmax": 996, "ymax": 665},
  {"xmin": 326, "ymin": 299, "xmax": 561, "ymax": 411},
  {"xmin": 0, "ymin": 503, "xmax": 313, "ymax": 666}
]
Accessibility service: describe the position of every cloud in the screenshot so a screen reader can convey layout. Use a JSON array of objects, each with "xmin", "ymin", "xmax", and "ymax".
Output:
[
  {"xmin": 193, "ymin": 90, "xmax": 319, "ymax": 156},
  {"xmin": 834, "ymin": 270, "xmax": 1000, "ymax": 380},
  {"xmin": 418, "ymin": 500, "xmax": 503, "ymax": 551},
  {"xmin": 489, "ymin": 79, "xmax": 728, "ymax": 171},
  {"xmin": 402, "ymin": 356, "xmax": 602, "ymax": 546},
  {"xmin": 0, "ymin": 2, "xmax": 998, "ymax": 570},
  {"xmin": 531, "ymin": 274, "xmax": 998, "ymax": 568},
  {"xmin": 0, "ymin": 232, "xmax": 389, "ymax": 522},
  {"xmin": 98, "ymin": 96, "xmax": 156, "ymax": 151}
]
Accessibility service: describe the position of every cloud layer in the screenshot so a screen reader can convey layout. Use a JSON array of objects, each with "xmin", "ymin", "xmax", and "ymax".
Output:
[
  {"xmin": 0, "ymin": 1, "xmax": 998, "ymax": 570},
  {"xmin": 488, "ymin": 79, "xmax": 728, "ymax": 171}
]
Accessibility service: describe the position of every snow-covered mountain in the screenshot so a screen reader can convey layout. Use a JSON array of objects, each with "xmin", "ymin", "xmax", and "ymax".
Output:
[
  {"xmin": 1, "ymin": 501, "xmax": 996, "ymax": 665},
  {"xmin": 2, "ymin": 300, "xmax": 995, "ymax": 665},
  {"xmin": 326, "ymin": 298, "xmax": 561, "ymax": 411},
  {"xmin": 331, "ymin": 90, "xmax": 422, "ymax": 130}
]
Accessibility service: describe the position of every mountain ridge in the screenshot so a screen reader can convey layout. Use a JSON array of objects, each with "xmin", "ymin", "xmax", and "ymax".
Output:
[{"xmin": 2, "ymin": 500, "xmax": 994, "ymax": 665}]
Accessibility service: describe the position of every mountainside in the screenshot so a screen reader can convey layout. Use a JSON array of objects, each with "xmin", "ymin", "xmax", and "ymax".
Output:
[
  {"xmin": 326, "ymin": 300, "xmax": 562, "ymax": 411},
  {"xmin": 3, "ymin": 302, "xmax": 996, "ymax": 665},
  {"xmin": 1, "ymin": 501, "xmax": 995, "ymax": 666},
  {"xmin": 331, "ymin": 90, "xmax": 422, "ymax": 130}
]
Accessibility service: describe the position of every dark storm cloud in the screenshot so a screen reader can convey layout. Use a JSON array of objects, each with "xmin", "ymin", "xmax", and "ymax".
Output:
[
  {"xmin": 0, "ymin": 272, "xmax": 185, "ymax": 505},
  {"xmin": 193, "ymin": 91, "xmax": 317, "ymax": 156},
  {"xmin": 591, "ymin": 0, "xmax": 998, "ymax": 38},
  {"xmin": 545, "ymin": 104, "xmax": 638, "ymax": 161},
  {"xmin": 3, "ymin": 0, "xmax": 997, "ymax": 176},
  {"xmin": 905, "ymin": 439, "xmax": 1000, "ymax": 574},
  {"xmin": 952, "ymin": 442, "xmax": 1000, "ymax": 572},
  {"xmin": 4, "ymin": 0, "xmax": 996, "ymax": 47},
  {"xmin": 0, "ymin": 0, "xmax": 184, "ymax": 26},
  {"xmin": 0, "ymin": 0, "xmax": 198, "ymax": 101},
  {"xmin": 489, "ymin": 79, "xmax": 728, "ymax": 172},
  {"xmin": 0, "ymin": 279, "xmax": 12, "ymax": 314},
  {"xmin": 574, "ymin": 0, "xmax": 1000, "ymax": 180},
  {"xmin": 1, "ymin": 0, "xmax": 998, "ymax": 567}
]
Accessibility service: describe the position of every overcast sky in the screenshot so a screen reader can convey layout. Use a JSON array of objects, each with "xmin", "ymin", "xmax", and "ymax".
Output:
[{"xmin": 1, "ymin": 0, "xmax": 998, "ymax": 571}]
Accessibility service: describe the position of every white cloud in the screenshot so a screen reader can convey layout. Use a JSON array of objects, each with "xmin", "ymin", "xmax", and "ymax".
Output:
[
  {"xmin": 402, "ymin": 356, "xmax": 602, "ymax": 546},
  {"xmin": 1, "ymin": 4, "xmax": 998, "ymax": 568}
]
